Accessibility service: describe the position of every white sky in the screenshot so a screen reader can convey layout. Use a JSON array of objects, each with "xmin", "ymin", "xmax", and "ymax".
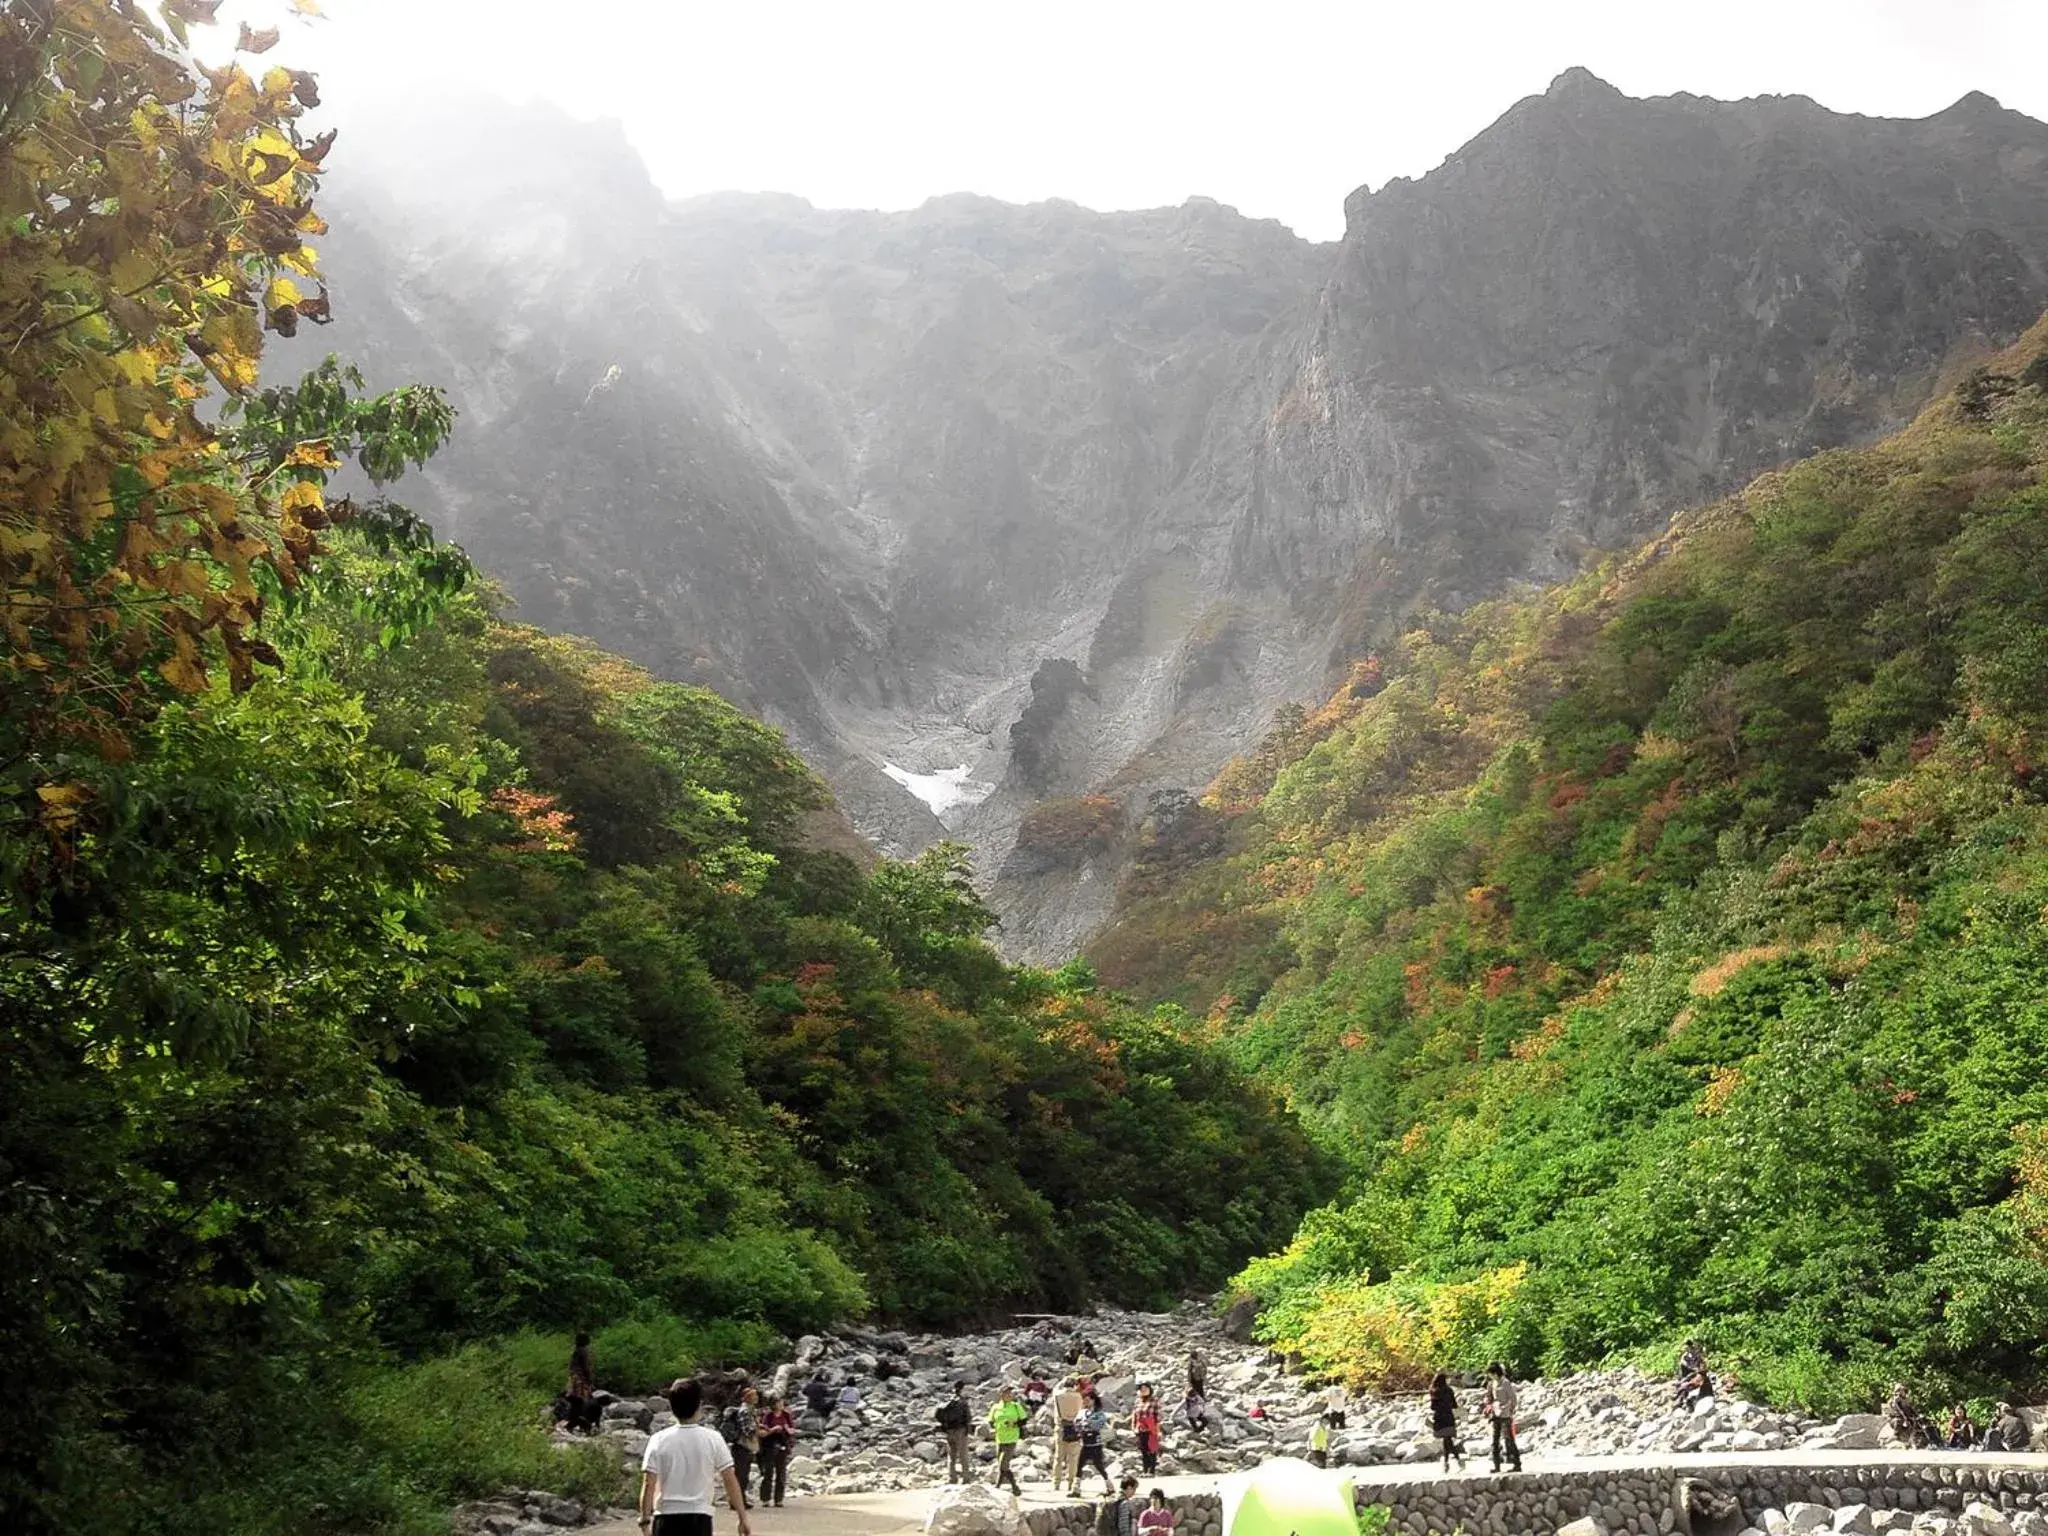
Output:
[{"xmin": 222, "ymin": 0, "xmax": 2048, "ymax": 242}]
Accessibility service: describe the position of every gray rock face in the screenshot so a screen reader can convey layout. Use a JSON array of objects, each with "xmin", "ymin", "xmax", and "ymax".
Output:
[{"xmin": 308, "ymin": 77, "xmax": 2048, "ymax": 958}]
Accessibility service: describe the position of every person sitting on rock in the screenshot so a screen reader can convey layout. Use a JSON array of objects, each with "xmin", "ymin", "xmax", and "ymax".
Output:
[
  {"xmin": 1429, "ymin": 1371, "xmax": 1467, "ymax": 1474},
  {"xmin": 1674, "ymin": 1341, "xmax": 1711, "ymax": 1409},
  {"xmin": 1945, "ymin": 1403, "xmax": 1976, "ymax": 1450},
  {"xmin": 1984, "ymin": 1402, "xmax": 2032, "ymax": 1453},
  {"xmin": 1180, "ymin": 1387, "xmax": 1210, "ymax": 1435},
  {"xmin": 1887, "ymin": 1382, "xmax": 1930, "ymax": 1447},
  {"xmin": 802, "ymin": 1371, "xmax": 834, "ymax": 1421},
  {"xmin": 1023, "ymin": 1368, "xmax": 1052, "ymax": 1418},
  {"xmin": 836, "ymin": 1377, "xmax": 861, "ymax": 1416}
]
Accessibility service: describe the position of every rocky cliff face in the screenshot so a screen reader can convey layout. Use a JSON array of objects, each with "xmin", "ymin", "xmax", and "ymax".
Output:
[{"xmin": 306, "ymin": 75, "xmax": 2048, "ymax": 958}]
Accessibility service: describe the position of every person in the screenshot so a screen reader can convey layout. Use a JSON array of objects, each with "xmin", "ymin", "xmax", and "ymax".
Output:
[
  {"xmin": 1945, "ymin": 1404, "xmax": 1976, "ymax": 1451},
  {"xmin": 756, "ymin": 1395, "xmax": 795, "ymax": 1508},
  {"xmin": 1138, "ymin": 1489, "xmax": 1176, "ymax": 1536},
  {"xmin": 1077, "ymin": 1390, "xmax": 1116, "ymax": 1497},
  {"xmin": 567, "ymin": 1332, "xmax": 602, "ymax": 1433},
  {"xmin": 1308, "ymin": 1413, "xmax": 1332, "ymax": 1468},
  {"xmin": 1053, "ymin": 1376, "xmax": 1087, "ymax": 1494},
  {"xmin": 1187, "ymin": 1351, "xmax": 1208, "ymax": 1398},
  {"xmin": 1247, "ymin": 1402, "xmax": 1267, "ymax": 1420},
  {"xmin": 1131, "ymin": 1383, "xmax": 1163, "ymax": 1475},
  {"xmin": 1322, "ymin": 1382, "xmax": 1348, "ymax": 1429},
  {"xmin": 802, "ymin": 1371, "xmax": 834, "ymax": 1421},
  {"xmin": 1180, "ymin": 1387, "xmax": 1210, "ymax": 1436},
  {"xmin": 936, "ymin": 1382, "xmax": 974, "ymax": 1483},
  {"xmin": 987, "ymin": 1385, "xmax": 1029, "ymax": 1494},
  {"xmin": 1115, "ymin": 1476, "xmax": 1144, "ymax": 1536},
  {"xmin": 1985, "ymin": 1402, "xmax": 2033, "ymax": 1452},
  {"xmin": 1429, "ymin": 1372, "xmax": 1466, "ymax": 1473},
  {"xmin": 720, "ymin": 1386, "xmax": 761, "ymax": 1507},
  {"xmin": 640, "ymin": 1377, "xmax": 754, "ymax": 1536},
  {"xmin": 1023, "ymin": 1368, "xmax": 1052, "ymax": 1418},
  {"xmin": 1075, "ymin": 1348, "xmax": 1103, "ymax": 1377},
  {"xmin": 837, "ymin": 1377, "xmax": 862, "ymax": 1416},
  {"xmin": 1887, "ymin": 1382, "xmax": 1929, "ymax": 1447},
  {"xmin": 1483, "ymin": 1363, "xmax": 1522, "ymax": 1473},
  {"xmin": 1675, "ymin": 1341, "xmax": 1711, "ymax": 1410}
]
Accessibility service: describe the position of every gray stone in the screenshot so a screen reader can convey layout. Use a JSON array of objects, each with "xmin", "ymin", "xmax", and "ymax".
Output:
[
  {"xmin": 1557, "ymin": 1519, "xmax": 1604, "ymax": 1536},
  {"xmin": 1788, "ymin": 1507, "xmax": 1834, "ymax": 1535}
]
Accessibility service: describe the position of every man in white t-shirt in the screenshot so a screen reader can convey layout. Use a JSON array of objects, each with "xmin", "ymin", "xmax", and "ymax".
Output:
[{"xmin": 640, "ymin": 1378, "xmax": 754, "ymax": 1536}]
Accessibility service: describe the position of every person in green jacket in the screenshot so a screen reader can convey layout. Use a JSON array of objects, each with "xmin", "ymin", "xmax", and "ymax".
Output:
[{"xmin": 988, "ymin": 1386, "xmax": 1030, "ymax": 1494}]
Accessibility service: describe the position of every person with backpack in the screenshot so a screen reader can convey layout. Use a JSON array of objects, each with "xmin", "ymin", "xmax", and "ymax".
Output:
[
  {"xmin": 987, "ymin": 1385, "xmax": 1029, "ymax": 1494},
  {"xmin": 1483, "ymin": 1363, "xmax": 1521, "ymax": 1473},
  {"xmin": 755, "ymin": 1395, "xmax": 795, "ymax": 1508},
  {"xmin": 719, "ymin": 1387, "xmax": 760, "ymax": 1507},
  {"xmin": 837, "ymin": 1377, "xmax": 862, "ymax": 1416},
  {"xmin": 1052, "ymin": 1375, "xmax": 1086, "ymax": 1494},
  {"xmin": 1077, "ymin": 1390, "xmax": 1115, "ymax": 1497},
  {"xmin": 639, "ymin": 1378, "xmax": 753, "ymax": 1536},
  {"xmin": 1115, "ymin": 1477, "xmax": 1144, "ymax": 1536},
  {"xmin": 1429, "ymin": 1372, "xmax": 1466, "ymax": 1473},
  {"xmin": 1130, "ymin": 1383, "xmax": 1163, "ymax": 1475},
  {"xmin": 935, "ymin": 1382, "xmax": 974, "ymax": 1483}
]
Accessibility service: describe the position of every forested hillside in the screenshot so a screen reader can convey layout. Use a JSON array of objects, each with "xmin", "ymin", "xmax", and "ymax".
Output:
[
  {"xmin": 0, "ymin": 10, "xmax": 1324, "ymax": 1531},
  {"xmin": 1095, "ymin": 324, "xmax": 2048, "ymax": 1412}
]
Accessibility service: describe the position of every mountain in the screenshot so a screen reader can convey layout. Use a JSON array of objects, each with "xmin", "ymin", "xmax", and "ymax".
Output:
[
  {"xmin": 1111, "ymin": 319, "xmax": 2048, "ymax": 1409},
  {"xmin": 304, "ymin": 75, "xmax": 2048, "ymax": 958}
]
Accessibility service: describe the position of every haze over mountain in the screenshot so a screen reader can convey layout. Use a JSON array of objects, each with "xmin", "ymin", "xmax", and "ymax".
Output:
[{"xmin": 313, "ymin": 70, "xmax": 2048, "ymax": 957}]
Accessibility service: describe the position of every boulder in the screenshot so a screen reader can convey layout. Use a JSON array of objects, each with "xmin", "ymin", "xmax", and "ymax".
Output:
[
  {"xmin": 1835, "ymin": 1507, "xmax": 1877, "ymax": 1535},
  {"xmin": 926, "ymin": 1484, "xmax": 1029, "ymax": 1536},
  {"xmin": 1960, "ymin": 1505, "xmax": 2014, "ymax": 1536},
  {"xmin": 1559, "ymin": 1520, "xmax": 1604, "ymax": 1536},
  {"xmin": 1221, "ymin": 1296, "xmax": 1260, "ymax": 1343},
  {"xmin": 1787, "ymin": 1507, "xmax": 1833, "ymax": 1536}
]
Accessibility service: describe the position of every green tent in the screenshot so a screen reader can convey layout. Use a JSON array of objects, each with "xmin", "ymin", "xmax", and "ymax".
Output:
[{"xmin": 1221, "ymin": 1456, "xmax": 1360, "ymax": 1536}]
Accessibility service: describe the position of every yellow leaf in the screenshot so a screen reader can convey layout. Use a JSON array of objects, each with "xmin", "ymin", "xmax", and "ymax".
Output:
[
  {"xmin": 281, "ymin": 245, "xmax": 321, "ymax": 277},
  {"xmin": 292, "ymin": 0, "xmax": 325, "ymax": 15},
  {"xmin": 283, "ymin": 439, "xmax": 338, "ymax": 469},
  {"xmin": 266, "ymin": 276, "xmax": 303, "ymax": 310},
  {"xmin": 110, "ymin": 250, "xmax": 158, "ymax": 292},
  {"xmin": 279, "ymin": 479, "xmax": 324, "ymax": 513}
]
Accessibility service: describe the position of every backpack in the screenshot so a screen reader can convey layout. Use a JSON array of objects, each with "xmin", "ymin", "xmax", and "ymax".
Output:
[
  {"xmin": 720, "ymin": 1404, "xmax": 747, "ymax": 1444},
  {"xmin": 937, "ymin": 1398, "xmax": 971, "ymax": 1431}
]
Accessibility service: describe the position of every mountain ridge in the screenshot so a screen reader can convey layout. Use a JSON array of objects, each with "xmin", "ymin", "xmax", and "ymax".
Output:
[{"xmin": 307, "ymin": 72, "xmax": 2048, "ymax": 957}]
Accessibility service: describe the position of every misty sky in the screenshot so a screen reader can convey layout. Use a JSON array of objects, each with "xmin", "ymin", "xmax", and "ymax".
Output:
[{"xmin": 228, "ymin": 0, "xmax": 2048, "ymax": 241}]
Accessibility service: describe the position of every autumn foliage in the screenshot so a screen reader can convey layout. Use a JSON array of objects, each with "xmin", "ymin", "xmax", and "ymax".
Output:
[{"xmin": 0, "ymin": 0, "xmax": 339, "ymax": 741}]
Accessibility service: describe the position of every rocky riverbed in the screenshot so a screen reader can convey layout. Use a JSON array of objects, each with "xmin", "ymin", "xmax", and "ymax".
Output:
[{"xmin": 561, "ymin": 1305, "xmax": 2005, "ymax": 1497}]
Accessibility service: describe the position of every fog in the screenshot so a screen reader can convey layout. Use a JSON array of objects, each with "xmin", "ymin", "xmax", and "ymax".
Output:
[{"xmin": 205, "ymin": 0, "xmax": 2048, "ymax": 241}]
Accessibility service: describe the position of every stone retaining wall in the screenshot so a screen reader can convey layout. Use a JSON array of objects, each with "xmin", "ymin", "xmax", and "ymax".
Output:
[
  {"xmin": 1025, "ymin": 1491, "xmax": 1224, "ymax": 1536},
  {"xmin": 1354, "ymin": 1463, "xmax": 2048, "ymax": 1536},
  {"xmin": 1018, "ymin": 1464, "xmax": 2048, "ymax": 1536}
]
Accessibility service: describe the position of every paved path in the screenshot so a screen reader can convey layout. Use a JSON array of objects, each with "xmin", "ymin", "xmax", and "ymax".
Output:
[{"xmin": 587, "ymin": 1450, "xmax": 2048, "ymax": 1536}]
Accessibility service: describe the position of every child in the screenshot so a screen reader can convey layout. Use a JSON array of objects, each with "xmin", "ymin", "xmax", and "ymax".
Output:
[{"xmin": 1138, "ymin": 1489, "xmax": 1176, "ymax": 1536}]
